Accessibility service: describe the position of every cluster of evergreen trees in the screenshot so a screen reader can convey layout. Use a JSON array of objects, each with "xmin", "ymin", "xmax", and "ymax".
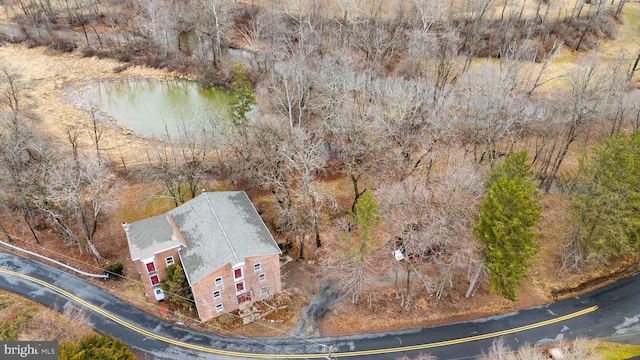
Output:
[
  {"xmin": 565, "ymin": 132, "xmax": 640, "ymax": 268},
  {"xmin": 59, "ymin": 334, "xmax": 135, "ymax": 360},
  {"xmin": 474, "ymin": 132, "xmax": 640, "ymax": 301}
]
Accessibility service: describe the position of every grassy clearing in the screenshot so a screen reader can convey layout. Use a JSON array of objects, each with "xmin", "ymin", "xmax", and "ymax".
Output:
[
  {"xmin": 113, "ymin": 183, "xmax": 173, "ymax": 224},
  {"xmin": 557, "ymin": 3, "xmax": 640, "ymax": 61},
  {"xmin": 596, "ymin": 341, "xmax": 640, "ymax": 359},
  {"xmin": 464, "ymin": 2, "xmax": 640, "ymax": 93},
  {"xmin": 600, "ymin": 3, "xmax": 640, "ymax": 61}
]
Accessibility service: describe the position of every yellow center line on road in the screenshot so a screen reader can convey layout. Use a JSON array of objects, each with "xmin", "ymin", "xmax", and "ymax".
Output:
[{"xmin": 0, "ymin": 268, "xmax": 599, "ymax": 359}]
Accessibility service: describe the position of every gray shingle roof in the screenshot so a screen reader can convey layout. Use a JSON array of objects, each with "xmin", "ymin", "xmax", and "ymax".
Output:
[
  {"xmin": 171, "ymin": 191, "xmax": 281, "ymax": 285},
  {"xmin": 124, "ymin": 191, "xmax": 281, "ymax": 285},
  {"xmin": 124, "ymin": 214, "xmax": 180, "ymax": 261}
]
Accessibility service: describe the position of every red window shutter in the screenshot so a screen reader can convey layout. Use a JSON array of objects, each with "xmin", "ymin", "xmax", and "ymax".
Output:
[
  {"xmin": 234, "ymin": 268, "xmax": 242, "ymax": 279},
  {"xmin": 150, "ymin": 275, "xmax": 160, "ymax": 285},
  {"xmin": 146, "ymin": 262, "xmax": 156, "ymax": 273}
]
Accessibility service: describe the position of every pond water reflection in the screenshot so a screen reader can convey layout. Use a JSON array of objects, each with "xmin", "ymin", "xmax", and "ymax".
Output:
[{"xmin": 90, "ymin": 79, "xmax": 233, "ymax": 138}]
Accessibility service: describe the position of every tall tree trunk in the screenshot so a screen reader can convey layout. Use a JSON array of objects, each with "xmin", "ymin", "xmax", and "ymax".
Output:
[
  {"xmin": 80, "ymin": 22, "xmax": 90, "ymax": 46},
  {"xmin": 311, "ymin": 194, "xmax": 321, "ymax": 249},
  {"xmin": 87, "ymin": 240, "xmax": 102, "ymax": 260},
  {"xmin": 350, "ymin": 173, "xmax": 360, "ymax": 214},
  {"xmin": 627, "ymin": 51, "xmax": 640, "ymax": 83},
  {"xmin": 465, "ymin": 264, "xmax": 483, "ymax": 298},
  {"xmin": 403, "ymin": 261, "xmax": 411, "ymax": 306},
  {"xmin": 298, "ymin": 234, "xmax": 305, "ymax": 260},
  {"xmin": 21, "ymin": 198, "xmax": 39, "ymax": 244},
  {"xmin": 541, "ymin": 123, "xmax": 577, "ymax": 192}
]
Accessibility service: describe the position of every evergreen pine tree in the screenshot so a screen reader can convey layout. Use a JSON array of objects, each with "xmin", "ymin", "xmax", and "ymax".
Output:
[
  {"xmin": 161, "ymin": 263, "xmax": 194, "ymax": 310},
  {"xmin": 58, "ymin": 334, "xmax": 135, "ymax": 360},
  {"xmin": 567, "ymin": 132, "xmax": 640, "ymax": 265},
  {"xmin": 473, "ymin": 151, "xmax": 542, "ymax": 301}
]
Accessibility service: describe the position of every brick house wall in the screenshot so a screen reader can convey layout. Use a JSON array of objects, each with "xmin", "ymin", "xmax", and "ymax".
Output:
[
  {"xmin": 243, "ymin": 254, "xmax": 282, "ymax": 302},
  {"xmin": 135, "ymin": 246, "xmax": 181, "ymax": 302},
  {"xmin": 191, "ymin": 263, "xmax": 234, "ymax": 322},
  {"xmin": 190, "ymin": 254, "xmax": 281, "ymax": 322}
]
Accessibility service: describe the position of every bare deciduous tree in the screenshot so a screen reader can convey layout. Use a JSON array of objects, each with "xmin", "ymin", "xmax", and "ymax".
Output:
[
  {"xmin": 238, "ymin": 7, "xmax": 289, "ymax": 75},
  {"xmin": 324, "ymin": 82, "xmax": 389, "ymax": 213},
  {"xmin": 145, "ymin": 115, "xmax": 217, "ymax": 207},
  {"xmin": 459, "ymin": 0, "xmax": 496, "ymax": 72},
  {"xmin": 236, "ymin": 117, "xmax": 334, "ymax": 258},
  {"xmin": 0, "ymin": 127, "xmax": 43, "ymax": 243},
  {"xmin": 44, "ymin": 158, "xmax": 118, "ymax": 259},
  {"xmin": 575, "ymin": 0, "xmax": 606, "ymax": 51},
  {"xmin": 539, "ymin": 57, "xmax": 617, "ymax": 192},
  {"xmin": 266, "ymin": 55, "xmax": 315, "ymax": 130},
  {"xmin": 348, "ymin": 15, "xmax": 403, "ymax": 75},
  {"xmin": 283, "ymin": 129, "xmax": 336, "ymax": 252},
  {"xmin": 146, "ymin": 136, "xmax": 186, "ymax": 207},
  {"xmin": 458, "ymin": 61, "xmax": 532, "ymax": 164},
  {"xmin": 63, "ymin": 0, "xmax": 101, "ymax": 47},
  {"xmin": 370, "ymin": 76, "xmax": 439, "ymax": 180},
  {"xmin": 379, "ymin": 158, "xmax": 484, "ymax": 304},
  {"xmin": 192, "ymin": 0, "xmax": 235, "ymax": 67},
  {"xmin": 276, "ymin": 0, "xmax": 321, "ymax": 59},
  {"xmin": 0, "ymin": 65, "xmax": 45, "ymax": 244},
  {"xmin": 323, "ymin": 190, "xmax": 382, "ymax": 305}
]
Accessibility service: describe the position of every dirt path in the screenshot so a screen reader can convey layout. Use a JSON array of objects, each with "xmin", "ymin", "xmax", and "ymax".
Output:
[{"xmin": 291, "ymin": 281, "xmax": 342, "ymax": 338}]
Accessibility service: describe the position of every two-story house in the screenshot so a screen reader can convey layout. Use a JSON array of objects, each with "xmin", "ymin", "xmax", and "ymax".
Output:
[{"xmin": 123, "ymin": 191, "xmax": 282, "ymax": 322}]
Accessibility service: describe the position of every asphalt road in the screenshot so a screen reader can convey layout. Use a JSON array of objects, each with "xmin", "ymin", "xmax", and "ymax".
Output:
[{"xmin": 0, "ymin": 251, "xmax": 638, "ymax": 360}]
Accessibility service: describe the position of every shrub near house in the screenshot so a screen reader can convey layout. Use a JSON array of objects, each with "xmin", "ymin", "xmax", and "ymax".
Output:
[{"xmin": 123, "ymin": 191, "xmax": 282, "ymax": 321}]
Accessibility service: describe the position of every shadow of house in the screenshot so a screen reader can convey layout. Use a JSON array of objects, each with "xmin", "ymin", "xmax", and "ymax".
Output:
[{"xmin": 123, "ymin": 191, "xmax": 282, "ymax": 322}]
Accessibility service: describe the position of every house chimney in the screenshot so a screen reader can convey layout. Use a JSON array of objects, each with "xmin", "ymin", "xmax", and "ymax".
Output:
[
  {"xmin": 122, "ymin": 222, "xmax": 129, "ymax": 232},
  {"xmin": 201, "ymin": 189, "xmax": 206, "ymax": 194}
]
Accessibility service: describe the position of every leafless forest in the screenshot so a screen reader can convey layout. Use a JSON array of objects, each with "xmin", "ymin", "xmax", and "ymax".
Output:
[{"xmin": 1, "ymin": 0, "xmax": 639, "ymax": 314}]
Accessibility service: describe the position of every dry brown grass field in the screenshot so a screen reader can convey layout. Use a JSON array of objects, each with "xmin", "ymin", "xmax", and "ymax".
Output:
[{"xmin": 0, "ymin": 290, "xmax": 93, "ymax": 342}]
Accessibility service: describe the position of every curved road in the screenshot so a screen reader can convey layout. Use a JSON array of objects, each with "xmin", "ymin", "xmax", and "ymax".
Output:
[{"xmin": 0, "ymin": 251, "xmax": 639, "ymax": 359}]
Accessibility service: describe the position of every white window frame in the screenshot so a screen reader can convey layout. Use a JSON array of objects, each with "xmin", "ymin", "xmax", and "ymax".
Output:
[
  {"xmin": 215, "ymin": 303, "xmax": 224, "ymax": 313},
  {"xmin": 213, "ymin": 290, "xmax": 221, "ymax": 299},
  {"xmin": 258, "ymin": 273, "xmax": 266, "ymax": 282},
  {"xmin": 260, "ymin": 287, "xmax": 269, "ymax": 296},
  {"xmin": 214, "ymin": 277, "xmax": 223, "ymax": 287},
  {"xmin": 165, "ymin": 256, "xmax": 175, "ymax": 266},
  {"xmin": 235, "ymin": 281, "xmax": 246, "ymax": 295},
  {"xmin": 233, "ymin": 267, "xmax": 244, "ymax": 281},
  {"xmin": 253, "ymin": 263, "xmax": 261, "ymax": 272},
  {"xmin": 143, "ymin": 258, "xmax": 156, "ymax": 274},
  {"xmin": 149, "ymin": 274, "xmax": 160, "ymax": 286}
]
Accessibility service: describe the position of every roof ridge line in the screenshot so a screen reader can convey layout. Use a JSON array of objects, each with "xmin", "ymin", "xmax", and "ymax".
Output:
[{"xmin": 203, "ymin": 192, "xmax": 240, "ymax": 263}]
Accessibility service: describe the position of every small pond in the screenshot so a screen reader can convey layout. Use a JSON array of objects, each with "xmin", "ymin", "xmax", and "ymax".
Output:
[{"xmin": 90, "ymin": 79, "xmax": 234, "ymax": 138}]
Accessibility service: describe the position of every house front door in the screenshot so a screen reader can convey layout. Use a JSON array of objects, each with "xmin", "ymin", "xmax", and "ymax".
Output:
[
  {"xmin": 237, "ymin": 292, "xmax": 251, "ymax": 304},
  {"xmin": 235, "ymin": 280, "xmax": 250, "ymax": 304}
]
